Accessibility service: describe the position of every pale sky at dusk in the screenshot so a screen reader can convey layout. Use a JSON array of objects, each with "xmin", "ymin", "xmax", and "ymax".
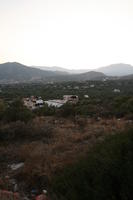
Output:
[{"xmin": 0, "ymin": 0, "xmax": 133, "ymax": 69}]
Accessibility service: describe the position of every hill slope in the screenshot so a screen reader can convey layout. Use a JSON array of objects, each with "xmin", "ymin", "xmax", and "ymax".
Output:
[
  {"xmin": 52, "ymin": 129, "xmax": 133, "ymax": 200},
  {"xmin": 0, "ymin": 62, "xmax": 106, "ymax": 83},
  {"xmin": 46, "ymin": 71, "xmax": 106, "ymax": 82},
  {"xmin": 97, "ymin": 63, "xmax": 133, "ymax": 76},
  {"xmin": 35, "ymin": 66, "xmax": 91, "ymax": 74},
  {"xmin": 0, "ymin": 62, "xmax": 63, "ymax": 83}
]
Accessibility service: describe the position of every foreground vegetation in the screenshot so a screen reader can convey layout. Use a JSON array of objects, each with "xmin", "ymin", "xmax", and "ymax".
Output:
[
  {"xmin": 52, "ymin": 129, "xmax": 133, "ymax": 200},
  {"xmin": 0, "ymin": 117, "xmax": 128, "ymax": 191},
  {"xmin": 0, "ymin": 80, "xmax": 133, "ymax": 199}
]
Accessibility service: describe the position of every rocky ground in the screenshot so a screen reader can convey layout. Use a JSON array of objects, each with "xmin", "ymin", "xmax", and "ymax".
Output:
[{"xmin": 0, "ymin": 116, "xmax": 132, "ymax": 198}]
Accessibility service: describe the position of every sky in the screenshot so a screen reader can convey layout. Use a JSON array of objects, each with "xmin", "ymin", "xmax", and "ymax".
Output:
[{"xmin": 0, "ymin": 0, "xmax": 133, "ymax": 69}]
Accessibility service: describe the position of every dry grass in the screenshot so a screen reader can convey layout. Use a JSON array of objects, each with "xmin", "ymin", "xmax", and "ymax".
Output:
[
  {"xmin": 0, "ymin": 116, "xmax": 131, "ymax": 189},
  {"xmin": 19, "ymin": 117, "xmax": 128, "ymax": 177}
]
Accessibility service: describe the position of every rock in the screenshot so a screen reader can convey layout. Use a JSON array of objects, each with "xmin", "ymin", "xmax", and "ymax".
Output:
[{"xmin": 9, "ymin": 162, "xmax": 24, "ymax": 171}]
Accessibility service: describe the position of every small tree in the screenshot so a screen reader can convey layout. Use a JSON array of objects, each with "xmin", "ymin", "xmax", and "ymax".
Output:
[
  {"xmin": 4, "ymin": 99, "xmax": 33, "ymax": 122},
  {"xmin": 0, "ymin": 99, "xmax": 6, "ymax": 120},
  {"xmin": 58, "ymin": 103, "xmax": 76, "ymax": 117}
]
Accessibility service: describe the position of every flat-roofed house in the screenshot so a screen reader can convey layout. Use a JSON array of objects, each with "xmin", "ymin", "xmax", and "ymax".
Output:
[
  {"xmin": 63, "ymin": 95, "xmax": 79, "ymax": 104},
  {"xmin": 23, "ymin": 96, "xmax": 44, "ymax": 110},
  {"xmin": 44, "ymin": 100, "xmax": 65, "ymax": 108}
]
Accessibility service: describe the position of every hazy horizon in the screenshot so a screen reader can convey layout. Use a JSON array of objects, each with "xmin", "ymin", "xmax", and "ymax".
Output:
[
  {"xmin": 0, "ymin": 61, "xmax": 133, "ymax": 71},
  {"xmin": 0, "ymin": 0, "xmax": 133, "ymax": 69}
]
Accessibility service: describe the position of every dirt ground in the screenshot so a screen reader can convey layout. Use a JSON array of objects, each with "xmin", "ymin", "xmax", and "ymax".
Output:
[{"xmin": 0, "ymin": 116, "xmax": 132, "ymax": 194}]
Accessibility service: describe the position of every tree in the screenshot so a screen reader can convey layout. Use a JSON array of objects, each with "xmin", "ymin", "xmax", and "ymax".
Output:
[
  {"xmin": 4, "ymin": 99, "xmax": 33, "ymax": 122},
  {"xmin": 0, "ymin": 99, "xmax": 6, "ymax": 120}
]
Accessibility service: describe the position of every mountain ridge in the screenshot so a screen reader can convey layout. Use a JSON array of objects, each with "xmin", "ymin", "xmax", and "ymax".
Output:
[
  {"xmin": 1, "ymin": 62, "xmax": 133, "ymax": 83},
  {"xmin": 0, "ymin": 62, "xmax": 106, "ymax": 83},
  {"xmin": 96, "ymin": 63, "xmax": 133, "ymax": 76},
  {"xmin": 33, "ymin": 63, "xmax": 133, "ymax": 76},
  {"xmin": 0, "ymin": 62, "xmax": 64, "ymax": 83}
]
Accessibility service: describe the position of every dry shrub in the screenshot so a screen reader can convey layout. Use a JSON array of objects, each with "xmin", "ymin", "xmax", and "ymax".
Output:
[
  {"xmin": 0, "ymin": 116, "xmax": 130, "ymax": 191},
  {"xmin": 0, "ymin": 121, "xmax": 26, "ymax": 141},
  {"xmin": 0, "ymin": 120, "xmax": 54, "ymax": 142}
]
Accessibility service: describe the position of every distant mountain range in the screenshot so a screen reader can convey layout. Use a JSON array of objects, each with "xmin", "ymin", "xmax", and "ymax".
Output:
[
  {"xmin": 96, "ymin": 63, "xmax": 133, "ymax": 76},
  {"xmin": 0, "ymin": 62, "xmax": 65, "ymax": 83},
  {"xmin": 0, "ymin": 62, "xmax": 133, "ymax": 83},
  {"xmin": 0, "ymin": 62, "xmax": 105, "ymax": 83},
  {"xmin": 35, "ymin": 63, "xmax": 133, "ymax": 76},
  {"xmin": 34, "ymin": 66, "xmax": 91, "ymax": 74},
  {"xmin": 45, "ymin": 71, "xmax": 106, "ymax": 82}
]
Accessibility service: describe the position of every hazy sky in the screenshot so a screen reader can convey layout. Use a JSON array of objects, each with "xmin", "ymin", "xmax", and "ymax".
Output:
[{"xmin": 0, "ymin": 0, "xmax": 133, "ymax": 69}]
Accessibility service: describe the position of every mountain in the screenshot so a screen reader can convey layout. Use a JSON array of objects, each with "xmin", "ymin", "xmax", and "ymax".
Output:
[
  {"xmin": 0, "ymin": 62, "xmax": 64, "ymax": 83},
  {"xmin": 120, "ymin": 74, "xmax": 133, "ymax": 80},
  {"xmin": 0, "ymin": 62, "xmax": 106, "ymax": 83},
  {"xmin": 96, "ymin": 63, "xmax": 133, "ymax": 76},
  {"xmin": 32, "ymin": 66, "xmax": 69, "ymax": 75},
  {"xmin": 2, "ymin": 62, "xmax": 133, "ymax": 83},
  {"xmin": 34, "ymin": 66, "xmax": 90, "ymax": 74},
  {"xmin": 35, "ymin": 63, "xmax": 133, "ymax": 76},
  {"xmin": 72, "ymin": 71, "xmax": 106, "ymax": 81},
  {"xmin": 47, "ymin": 71, "xmax": 106, "ymax": 82}
]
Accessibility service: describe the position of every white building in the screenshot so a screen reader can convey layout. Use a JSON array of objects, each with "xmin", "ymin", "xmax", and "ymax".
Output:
[
  {"xmin": 74, "ymin": 86, "xmax": 79, "ymax": 90},
  {"xmin": 90, "ymin": 84, "xmax": 95, "ymax": 88},
  {"xmin": 84, "ymin": 95, "xmax": 89, "ymax": 98},
  {"xmin": 63, "ymin": 95, "xmax": 79, "ymax": 103},
  {"xmin": 35, "ymin": 99, "xmax": 44, "ymax": 107},
  {"xmin": 45, "ymin": 95, "xmax": 79, "ymax": 108},
  {"xmin": 23, "ymin": 96, "xmax": 44, "ymax": 110},
  {"xmin": 113, "ymin": 89, "xmax": 120, "ymax": 93},
  {"xmin": 44, "ymin": 100, "xmax": 65, "ymax": 108}
]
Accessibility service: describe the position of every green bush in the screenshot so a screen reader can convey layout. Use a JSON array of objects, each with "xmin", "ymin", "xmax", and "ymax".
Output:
[
  {"xmin": 0, "ymin": 99, "xmax": 6, "ymax": 120},
  {"xmin": 34, "ymin": 103, "xmax": 56, "ymax": 116},
  {"xmin": 51, "ymin": 129, "xmax": 133, "ymax": 200},
  {"xmin": 4, "ymin": 99, "xmax": 33, "ymax": 122},
  {"xmin": 57, "ymin": 103, "xmax": 76, "ymax": 117}
]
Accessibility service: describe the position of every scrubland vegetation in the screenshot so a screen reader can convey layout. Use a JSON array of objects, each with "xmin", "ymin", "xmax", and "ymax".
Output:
[
  {"xmin": 51, "ymin": 129, "xmax": 133, "ymax": 200},
  {"xmin": 0, "ymin": 80, "xmax": 133, "ymax": 199}
]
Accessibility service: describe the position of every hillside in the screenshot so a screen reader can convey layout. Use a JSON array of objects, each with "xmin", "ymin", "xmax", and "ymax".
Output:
[
  {"xmin": 52, "ymin": 129, "xmax": 133, "ymax": 200},
  {"xmin": 0, "ymin": 62, "xmax": 106, "ymax": 83},
  {"xmin": 34, "ymin": 63, "xmax": 133, "ymax": 76},
  {"xmin": 120, "ymin": 74, "xmax": 133, "ymax": 80},
  {"xmin": 33, "ymin": 66, "xmax": 70, "ymax": 73},
  {"xmin": 0, "ymin": 115, "xmax": 128, "ymax": 195},
  {"xmin": 0, "ymin": 62, "xmax": 62, "ymax": 83},
  {"xmin": 76, "ymin": 71, "xmax": 106, "ymax": 80},
  {"xmin": 0, "ymin": 80, "xmax": 133, "ymax": 198},
  {"xmin": 35, "ymin": 66, "xmax": 91, "ymax": 74},
  {"xmin": 1, "ymin": 62, "xmax": 133, "ymax": 83},
  {"xmin": 45, "ymin": 71, "xmax": 106, "ymax": 82},
  {"xmin": 97, "ymin": 63, "xmax": 133, "ymax": 76}
]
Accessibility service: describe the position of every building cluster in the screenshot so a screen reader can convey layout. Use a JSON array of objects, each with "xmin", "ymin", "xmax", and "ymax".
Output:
[
  {"xmin": 23, "ymin": 95, "xmax": 79, "ymax": 110},
  {"xmin": 45, "ymin": 95, "xmax": 78, "ymax": 108},
  {"xmin": 23, "ymin": 96, "xmax": 44, "ymax": 110}
]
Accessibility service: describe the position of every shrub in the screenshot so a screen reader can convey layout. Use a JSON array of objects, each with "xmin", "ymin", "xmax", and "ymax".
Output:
[
  {"xmin": 4, "ymin": 99, "xmax": 33, "ymax": 122},
  {"xmin": 51, "ymin": 129, "xmax": 133, "ymax": 200}
]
